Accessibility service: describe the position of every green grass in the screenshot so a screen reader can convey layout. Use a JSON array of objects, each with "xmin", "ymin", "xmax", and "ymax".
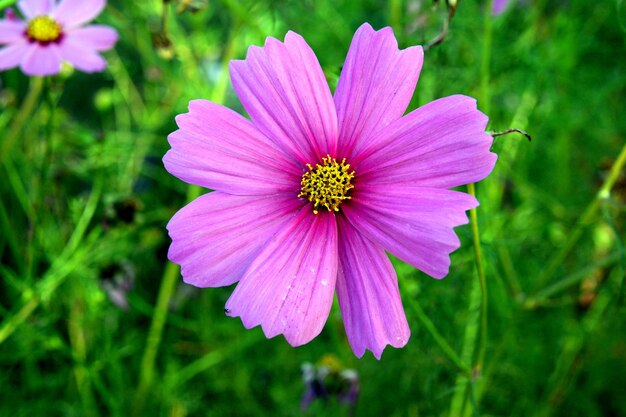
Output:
[{"xmin": 1, "ymin": 0, "xmax": 625, "ymax": 416}]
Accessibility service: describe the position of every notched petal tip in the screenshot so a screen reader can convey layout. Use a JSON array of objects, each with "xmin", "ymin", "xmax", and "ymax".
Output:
[
  {"xmin": 356, "ymin": 22, "xmax": 424, "ymax": 54},
  {"xmin": 371, "ymin": 335, "xmax": 411, "ymax": 360},
  {"xmin": 284, "ymin": 30, "xmax": 304, "ymax": 44},
  {"xmin": 350, "ymin": 333, "xmax": 412, "ymax": 360},
  {"xmin": 356, "ymin": 22, "xmax": 374, "ymax": 32},
  {"xmin": 429, "ymin": 264, "xmax": 451, "ymax": 280},
  {"xmin": 187, "ymin": 98, "xmax": 210, "ymax": 113},
  {"xmin": 223, "ymin": 310, "xmax": 317, "ymax": 348}
]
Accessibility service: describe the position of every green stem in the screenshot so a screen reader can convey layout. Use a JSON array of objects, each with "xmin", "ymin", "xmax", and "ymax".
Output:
[
  {"xmin": 473, "ymin": 0, "xmax": 494, "ymax": 377},
  {"xmin": 0, "ymin": 297, "xmax": 39, "ymax": 345},
  {"xmin": 449, "ymin": 2, "xmax": 494, "ymax": 415},
  {"xmin": 467, "ymin": 184, "xmax": 488, "ymax": 373},
  {"xmin": 68, "ymin": 297, "xmax": 98, "ymax": 417},
  {"xmin": 133, "ymin": 15, "xmax": 239, "ymax": 412},
  {"xmin": 133, "ymin": 261, "xmax": 180, "ymax": 414},
  {"xmin": 448, "ymin": 279, "xmax": 482, "ymax": 417},
  {"xmin": 411, "ymin": 298, "xmax": 471, "ymax": 375},
  {"xmin": 0, "ymin": 77, "xmax": 44, "ymax": 166},
  {"xmin": 534, "ymin": 141, "xmax": 626, "ymax": 290}
]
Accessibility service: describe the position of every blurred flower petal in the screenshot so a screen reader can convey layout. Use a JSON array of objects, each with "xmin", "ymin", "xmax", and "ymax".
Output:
[
  {"xmin": 0, "ymin": 20, "xmax": 26, "ymax": 43},
  {"xmin": 20, "ymin": 44, "xmax": 62, "ymax": 76},
  {"xmin": 0, "ymin": 43, "xmax": 29, "ymax": 71},
  {"xmin": 58, "ymin": 37, "xmax": 107, "ymax": 72},
  {"xmin": 17, "ymin": 0, "xmax": 54, "ymax": 19},
  {"xmin": 67, "ymin": 25, "xmax": 118, "ymax": 50},
  {"xmin": 52, "ymin": 0, "xmax": 105, "ymax": 28}
]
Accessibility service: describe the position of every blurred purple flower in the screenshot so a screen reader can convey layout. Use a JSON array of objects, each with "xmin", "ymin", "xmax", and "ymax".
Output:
[
  {"xmin": 164, "ymin": 23, "xmax": 497, "ymax": 358},
  {"xmin": 0, "ymin": 0, "xmax": 118, "ymax": 76},
  {"xmin": 301, "ymin": 358, "xmax": 359, "ymax": 413},
  {"xmin": 492, "ymin": 0, "xmax": 510, "ymax": 15},
  {"xmin": 101, "ymin": 262, "xmax": 135, "ymax": 311}
]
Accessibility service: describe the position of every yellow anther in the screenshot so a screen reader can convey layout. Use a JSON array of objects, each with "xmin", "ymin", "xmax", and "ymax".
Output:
[
  {"xmin": 27, "ymin": 16, "xmax": 62, "ymax": 43},
  {"xmin": 298, "ymin": 155, "xmax": 355, "ymax": 214}
]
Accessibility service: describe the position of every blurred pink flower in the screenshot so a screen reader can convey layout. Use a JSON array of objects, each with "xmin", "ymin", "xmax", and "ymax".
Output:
[
  {"xmin": 164, "ymin": 23, "xmax": 497, "ymax": 358},
  {"xmin": 0, "ymin": 0, "xmax": 118, "ymax": 76}
]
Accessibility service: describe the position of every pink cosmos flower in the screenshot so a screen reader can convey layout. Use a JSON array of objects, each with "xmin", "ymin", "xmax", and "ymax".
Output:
[
  {"xmin": 164, "ymin": 23, "xmax": 497, "ymax": 358},
  {"xmin": 0, "ymin": 0, "xmax": 118, "ymax": 76}
]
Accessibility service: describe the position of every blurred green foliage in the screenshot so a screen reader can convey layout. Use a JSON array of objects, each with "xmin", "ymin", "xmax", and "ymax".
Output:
[{"xmin": 1, "ymin": 0, "xmax": 625, "ymax": 416}]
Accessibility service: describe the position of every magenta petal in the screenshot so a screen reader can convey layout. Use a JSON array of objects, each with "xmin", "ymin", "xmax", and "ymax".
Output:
[
  {"xmin": 336, "ymin": 216, "xmax": 410, "ymax": 359},
  {"xmin": 225, "ymin": 210, "xmax": 338, "ymax": 346},
  {"xmin": 229, "ymin": 31, "xmax": 338, "ymax": 164},
  {"xmin": 52, "ymin": 0, "xmax": 105, "ymax": 28},
  {"xmin": 17, "ymin": 0, "xmax": 54, "ymax": 18},
  {"xmin": 343, "ymin": 184, "xmax": 478, "ymax": 279},
  {"xmin": 0, "ymin": 43, "xmax": 28, "ymax": 71},
  {"xmin": 164, "ymin": 99, "xmax": 300, "ymax": 195},
  {"xmin": 167, "ymin": 191, "xmax": 303, "ymax": 287},
  {"xmin": 58, "ymin": 36, "xmax": 107, "ymax": 72},
  {"xmin": 66, "ymin": 25, "xmax": 118, "ymax": 51},
  {"xmin": 354, "ymin": 95, "xmax": 497, "ymax": 189},
  {"xmin": 335, "ymin": 23, "xmax": 423, "ymax": 159},
  {"xmin": 0, "ymin": 20, "xmax": 26, "ymax": 43},
  {"xmin": 20, "ymin": 44, "xmax": 62, "ymax": 76}
]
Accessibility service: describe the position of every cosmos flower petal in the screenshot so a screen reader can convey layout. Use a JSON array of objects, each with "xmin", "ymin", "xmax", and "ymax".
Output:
[
  {"xmin": 167, "ymin": 191, "xmax": 303, "ymax": 288},
  {"xmin": 17, "ymin": 0, "xmax": 54, "ymax": 19},
  {"xmin": 343, "ymin": 184, "xmax": 478, "ymax": 279},
  {"xmin": 164, "ymin": 100, "xmax": 301, "ymax": 195},
  {"xmin": 336, "ymin": 216, "xmax": 410, "ymax": 359},
  {"xmin": 0, "ymin": 43, "xmax": 29, "ymax": 71},
  {"xmin": 354, "ymin": 95, "xmax": 497, "ymax": 188},
  {"xmin": 0, "ymin": 20, "xmax": 26, "ymax": 43},
  {"xmin": 335, "ymin": 23, "xmax": 423, "ymax": 159},
  {"xmin": 66, "ymin": 25, "xmax": 118, "ymax": 51},
  {"xmin": 20, "ymin": 44, "xmax": 62, "ymax": 76},
  {"xmin": 52, "ymin": 0, "xmax": 105, "ymax": 28},
  {"xmin": 58, "ymin": 36, "xmax": 107, "ymax": 72},
  {"xmin": 229, "ymin": 31, "xmax": 338, "ymax": 164},
  {"xmin": 226, "ymin": 210, "xmax": 338, "ymax": 347}
]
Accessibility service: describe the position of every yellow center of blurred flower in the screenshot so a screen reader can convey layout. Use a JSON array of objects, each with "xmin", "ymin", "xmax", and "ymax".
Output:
[
  {"xmin": 298, "ymin": 155, "xmax": 355, "ymax": 214},
  {"xmin": 26, "ymin": 16, "xmax": 62, "ymax": 43}
]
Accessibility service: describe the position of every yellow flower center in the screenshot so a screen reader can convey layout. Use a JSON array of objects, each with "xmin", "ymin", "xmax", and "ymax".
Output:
[
  {"xmin": 26, "ymin": 16, "xmax": 62, "ymax": 43},
  {"xmin": 298, "ymin": 155, "xmax": 355, "ymax": 214}
]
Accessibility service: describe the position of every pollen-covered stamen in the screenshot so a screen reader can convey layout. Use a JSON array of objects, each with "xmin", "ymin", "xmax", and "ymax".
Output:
[
  {"xmin": 26, "ymin": 16, "xmax": 62, "ymax": 44},
  {"xmin": 298, "ymin": 155, "xmax": 355, "ymax": 214}
]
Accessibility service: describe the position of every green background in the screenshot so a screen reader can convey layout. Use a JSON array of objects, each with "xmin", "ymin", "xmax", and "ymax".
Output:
[{"xmin": 1, "ymin": 0, "xmax": 625, "ymax": 416}]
